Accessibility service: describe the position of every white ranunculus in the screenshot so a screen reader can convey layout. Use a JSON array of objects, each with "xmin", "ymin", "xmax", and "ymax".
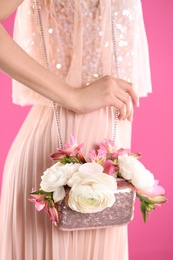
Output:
[
  {"xmin": 67, "ymin": 163, "xmax": 117, "ymax": 213},
  {"xmin": 53, "ymin": 187, "xmax": 66, "ymax": 203},
  {"xmin": 67, "ymin": 162, "xmax": 103, "ymax": 187},
  {"xmin": 40, "ymin": 162, "xmax": 81, "ymax": 192},
  {"xmin": 118, "ymin": 154, "xmax": 155, "ymax": 192}
]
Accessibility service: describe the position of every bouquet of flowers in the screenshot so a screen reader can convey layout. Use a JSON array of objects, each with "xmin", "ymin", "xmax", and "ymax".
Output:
[{"xmin": 29, "ymin": 135, "xmax": 167, "ymax": 225}]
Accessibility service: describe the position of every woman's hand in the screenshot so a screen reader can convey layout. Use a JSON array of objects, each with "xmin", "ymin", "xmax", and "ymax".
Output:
[{"xmin": 71, "ymin": 76, "xmax": 139, "ymax": 121}]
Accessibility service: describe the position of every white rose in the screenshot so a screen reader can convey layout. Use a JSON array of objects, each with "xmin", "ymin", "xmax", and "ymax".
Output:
[
  {"xmin": 118, "ymin": 154, "xmax": 155, "ymax": 192},
  {"xmin": 67, "ymin": 163, "xmax": 117, "ymax": 213},
  {"xmin": 40, "ymin": 162, "xmax": 81, "ymax": 192}
]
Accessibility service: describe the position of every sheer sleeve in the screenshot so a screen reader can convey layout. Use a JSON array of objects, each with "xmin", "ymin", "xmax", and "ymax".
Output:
[{"xmin": 132, "ymin": 1, "xmax": 152, "ymax": 97}]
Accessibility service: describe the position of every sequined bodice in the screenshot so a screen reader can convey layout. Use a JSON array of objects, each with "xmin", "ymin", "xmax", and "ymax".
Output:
[
  {"xmin": 13, "ymin": 0, "xmax": 152, "ymax": 105},
  {"xmin": 47, "ymin": 0, "xmax": 139, "ymax": 85}
]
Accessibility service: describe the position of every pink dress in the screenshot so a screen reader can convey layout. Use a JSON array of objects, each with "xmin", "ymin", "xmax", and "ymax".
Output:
[{"xmin": 0, "ymin": 0, "xmax": 152, "ymax": 259}]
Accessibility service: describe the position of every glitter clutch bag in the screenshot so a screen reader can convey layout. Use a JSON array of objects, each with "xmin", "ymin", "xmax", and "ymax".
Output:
[{"xmin": 56, "ymin": 179, "xmax": 136, "ymax": 231}]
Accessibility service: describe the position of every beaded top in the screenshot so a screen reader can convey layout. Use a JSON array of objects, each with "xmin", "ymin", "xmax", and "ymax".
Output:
[{"xmin": 12, "ymin": 0, "xmax": 152, "ymax": 106}]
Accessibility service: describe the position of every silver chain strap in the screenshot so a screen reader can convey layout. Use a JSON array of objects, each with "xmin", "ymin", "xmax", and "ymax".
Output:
[
  {"xmin": 35, "ymin": 0, "xmax": 64, "ymax": 148},
  {"xmin": 111, "ymin": 9, "xmax": 119, "ymax": 143},
  {"xmin": 35, "ymin": 0, "xmax": 119, "ymax": 146}
]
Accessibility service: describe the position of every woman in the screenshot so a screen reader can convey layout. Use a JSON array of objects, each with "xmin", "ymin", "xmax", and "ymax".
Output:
[{"xmin": 0, "ymin": 0, "xmax": 151, "ymax": 259}]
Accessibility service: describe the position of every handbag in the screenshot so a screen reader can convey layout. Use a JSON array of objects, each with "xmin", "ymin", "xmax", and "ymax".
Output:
[
  {"xmin": 32, "ymin": 0, "xmax": 136, "ymax": 231},
  {"xmin": 56, "ymin": 179, "xmax": 135, "ymax": 231}
]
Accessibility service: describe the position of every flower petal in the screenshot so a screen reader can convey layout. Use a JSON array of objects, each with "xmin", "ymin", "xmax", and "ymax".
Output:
[
  {"xmin": 138, "ymin": 181, "xmax": 165, "ymax": 197},
  {"xmin": 35, "ymin": 202, "xmax": 45, "ymax": 211},
  {"xmin": 53, "ymin": 187, "xmax": 65, "ymax": 202},
  {"xmin": 79, "ymin": 162, "xmax": 103, "ymax": 174},
  {"xmin": 50, "ymin": 151, "xmax": 66, "ymax": 160},
  {"xmin": 103, "ymin": 160, "xmax": 115, "ymax": 175},
  {"xmin": 147, "ymin": 195, "xmax": 167, "ymax": 204}
]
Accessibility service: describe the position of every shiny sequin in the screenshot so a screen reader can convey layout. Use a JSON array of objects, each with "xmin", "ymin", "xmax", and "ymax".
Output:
[
  {"xmin": 58, "ymin": 180, "xmax": 135, "ymax": 230},
  {"xmin": 56, "ymin": 64, "xmax": 62, "ymax": 69},
  {"xmin": 105, "ymin": 41, "xmax": 109, "ymax": 48},
  {"xmin": 48, "ymin": 28, "xmax": 53, "ymax": 34},
  {"xmin": 23, "ymin": 0, "xmax": 140, "ymax": 85}
]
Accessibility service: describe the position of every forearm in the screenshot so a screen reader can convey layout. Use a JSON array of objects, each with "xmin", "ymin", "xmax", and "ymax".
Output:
[
  {"xmin": 0, "ymin": 0, "xmax": 23, "ymax": 21},
  {"xmin": 0, "ymin": 23, "xmax": 73, "ymax": 106},
  {"xmin": 0, "ymin": 11, "xmax": 138, "ymax": 118}
]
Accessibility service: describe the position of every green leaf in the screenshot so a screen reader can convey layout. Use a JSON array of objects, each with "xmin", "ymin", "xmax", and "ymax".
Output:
[
  {"xmin": 61, "ymin": 155, "xmax": 82, "ymax": 164},
  {"xmin": 140, "ymin": 199, "xmax": 147, "ymax": 223},
  {"xmin": 136, "ymin": 192, "xmax": 153, "ymax": 204},
  {"xmin": 48, "ymin": 199, "xmax": 55, "ymax": 208},
  {"xmin": 30, "ymin": 190, "xmax": 52, "ymax": 195},
  {"xmin": 137, "ymin": 192, "xmax": 157, "ymax": 223}
]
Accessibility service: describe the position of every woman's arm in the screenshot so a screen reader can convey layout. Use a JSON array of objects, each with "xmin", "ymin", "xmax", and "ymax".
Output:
[
  {"xmin": 0, "ymin": 0, "xmax": 138, "ymax": 119},
  {"xmin": 0, "ymin": 23, "xmax": 77, "ymax": 109},
  {"xmin": 0, "ymin": 0, "xmax": 81, "ymax": 111},
  {"xmin": 0, "ymin": 0, "xmax": 23, "ymax": 21}
]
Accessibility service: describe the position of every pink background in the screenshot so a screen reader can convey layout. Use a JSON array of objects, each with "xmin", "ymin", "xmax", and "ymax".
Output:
[{"xmin": 0, "ymin": 1, "xmax": 172, "ymax": 259}]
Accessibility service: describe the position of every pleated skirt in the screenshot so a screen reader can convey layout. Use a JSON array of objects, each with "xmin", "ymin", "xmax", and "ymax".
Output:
[{"xmin": 0, "ymin": 105, "xmax": 129, "ymax": 260}]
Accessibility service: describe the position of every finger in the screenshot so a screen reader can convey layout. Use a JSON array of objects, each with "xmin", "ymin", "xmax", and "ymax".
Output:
[
  {"xmin": 124, "ymin": 94, "xmax": 133, "ymax": 120},
  {"xmin": 113, "ymin": 97, "xmax": 127, "ymax": 120},
  {"xmin": 127, "ymin": 106, "xmax": 134, "ymax": 122},
  {"xmin": 116, "ymin": 79, "xmax": 139, "ymax": 107},
  {"xmin": 113, "ymin": 88, "xmax": 133, "ymax": 120},
  {"xmin": 124, "ymin": 94, "xmax": 132, "ymax": 120}
]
